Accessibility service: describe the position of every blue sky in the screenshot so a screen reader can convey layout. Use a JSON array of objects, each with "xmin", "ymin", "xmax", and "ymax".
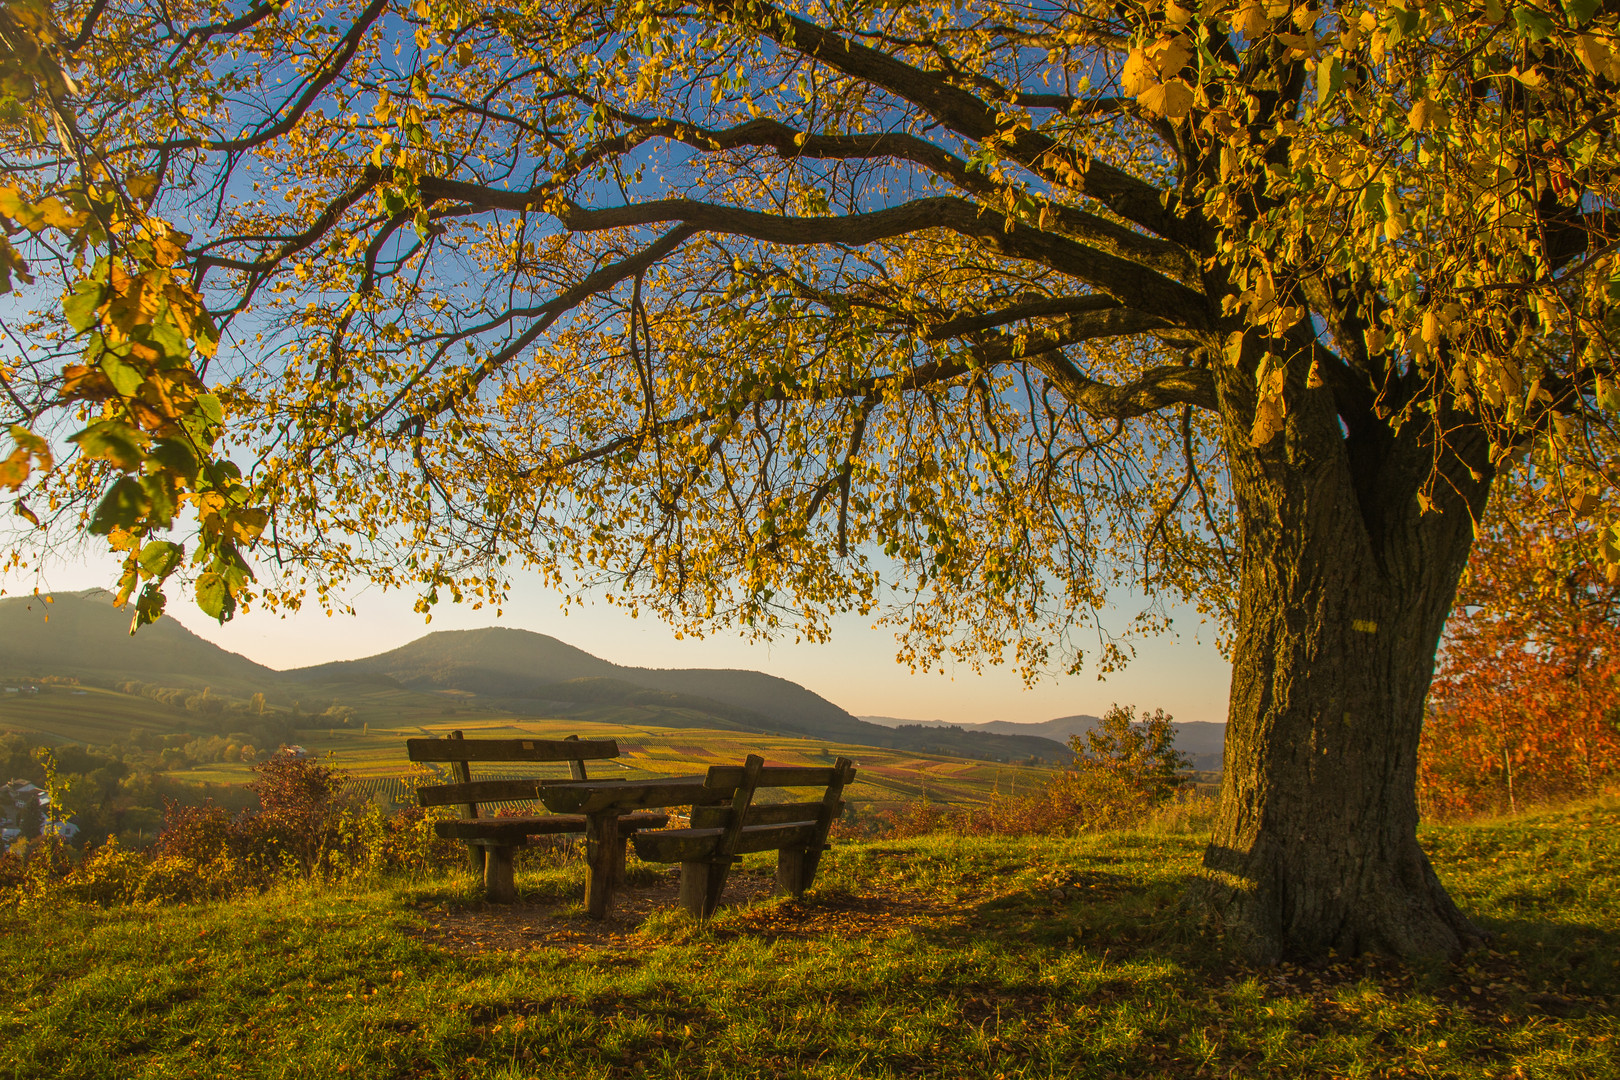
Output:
[{"xmin": 3, "ymin": 547, "xmax": 1232, "ymax": 726}]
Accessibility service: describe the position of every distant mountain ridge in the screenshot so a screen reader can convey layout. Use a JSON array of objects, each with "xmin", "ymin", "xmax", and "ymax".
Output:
[
  {"xmin": 860, "ymin": 712, "xmax": 1226, "ymax": 769},
  {"xmin": 0, "ymin": 591, "xmax": 1070, "ymax": 764},
  {"xmin": 291, "ymin": 627, "xmax": 1071, "ymax": 762}
]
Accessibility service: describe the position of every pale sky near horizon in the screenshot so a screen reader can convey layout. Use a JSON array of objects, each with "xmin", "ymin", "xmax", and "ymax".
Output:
[{"xmin": 3, "ymin": 549, "xmax": 1234, "ymax": 726}]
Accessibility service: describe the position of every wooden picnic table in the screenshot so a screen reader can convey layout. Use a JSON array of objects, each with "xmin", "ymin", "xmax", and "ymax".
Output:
[{"xmin": 538, "ymin": 774, "xmax": 731, "ymax": 918}]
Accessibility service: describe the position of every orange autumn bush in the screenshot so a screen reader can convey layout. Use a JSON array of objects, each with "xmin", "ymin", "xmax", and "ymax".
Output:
[{"xmin": 1423, "ymin": 477, "xmax": 1620, "ymax": 819}]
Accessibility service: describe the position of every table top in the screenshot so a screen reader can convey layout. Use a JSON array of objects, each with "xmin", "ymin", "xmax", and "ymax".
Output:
[{"xmin": 538, "ymin": 774, "xmax": 728, "ymax": 814}]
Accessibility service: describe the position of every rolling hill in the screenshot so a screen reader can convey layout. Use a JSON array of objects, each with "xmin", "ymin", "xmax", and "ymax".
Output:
[
  {"xmin": 0, "ymin": 593, "xmax": 1069, "ymax": 764},
  {"xmin": 292, "ymin": 627, "xmax": 1070, "ymax": 762},
  {"xmin": 0, "ymin": 589, "xmax": 277, "ymax": 691}
]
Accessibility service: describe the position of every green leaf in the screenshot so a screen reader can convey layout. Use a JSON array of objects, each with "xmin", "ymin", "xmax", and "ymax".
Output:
[
  {"xmin": 141, "ymin": 472, "xmax": 178, "ymax": 528},
  {"xmin": 1316, "ymin": 55, "xmax": 1343, "ymax": 107},
  {"xmin": 1512, "ymin": 5, "xmax": 1556, "ymax": 39},
  {"xmin": 89, "ymin": 476, "xmax": 152, "ymax": 534},
  {"xmin": 1563, "ymin": 0, "xmax": 1600, "ymax": 25},
  {"xmin": 137, "ymin": 539, "xmax": 184, "ymax": 578},
  {"xmin": 1361, "ymin": 183, "xmax": 1387, "ymax": 218},
  {"xmin": 193, "ymin": 393, "xmax": 224, "ymax": 425},
  {"xmin": 195, "ymin": 570, "xmax": 236, "ymax": 623},
  {"xmin": 147, "ymin": 438, "xmax": 201, "ymax": 482},
  {"xmin": 69, "ymin": 421, "xmax": 145, "ymax": 471},
  {"xmin": 147, "ymin": 315, "xmax": 189, "ymax": 362},
  {"xmin": 131, "ymin": 583, "xmax": 167, "ymax": 628},
  {"xmin": 62, "ymin": 279, "xmax": 104, "ymax": 333},
  {"xmin": 99, "ymin": 355, "xmax": 144, "ymax": 397}
]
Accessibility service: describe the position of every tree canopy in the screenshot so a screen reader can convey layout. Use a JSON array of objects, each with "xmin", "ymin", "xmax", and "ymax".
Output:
[{"xmin": 3, "ymin": 0, "xmax": 1619, "ymax": 958}]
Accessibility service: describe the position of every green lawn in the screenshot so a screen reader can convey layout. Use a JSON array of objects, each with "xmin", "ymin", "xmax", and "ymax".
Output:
[{"xmin": 4, "ymin": 800, "xmax": 1617, "ymax": 1078}]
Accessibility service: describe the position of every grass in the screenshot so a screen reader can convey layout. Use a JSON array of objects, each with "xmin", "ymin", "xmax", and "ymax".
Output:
[{"xmin": 4, "ymin": 800, "xmax": 1618, "ymax": 1078}]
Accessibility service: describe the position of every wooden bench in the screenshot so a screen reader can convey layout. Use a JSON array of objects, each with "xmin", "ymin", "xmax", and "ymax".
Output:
[
  {"xmin": 407, "ymin": 731, "xmax": 669, "ymax": 902},
  {"xmin": 631, "ymin": 754, "xmax": 855, "ymax": 919}
]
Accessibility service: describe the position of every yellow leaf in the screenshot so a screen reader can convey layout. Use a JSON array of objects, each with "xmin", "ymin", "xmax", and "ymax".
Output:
[
  {"xmin": 1407, "ymin": 97, "xmax": 1431, "ymax": 132},
  {"xmin": 1120, "ymin": 50, "xmax": 1155, "ymax": 96},
  {"xmin": 1234, "ymin": 1, "xmax": 1270, "ymax": 39},
  {"xmin": 1574, "ymin": 34, "xmax": 1612, "ymax": 75},
  {"xmin": 1138, "ymin": 80, "xmax": 1193, "ymax": 120},
  {"xmin": 1152, "ymin": 36, "xmax": 1193, "ymax": 80},
  {"xmin": 1249, "ymin": 397, "xmax": 1285, "ymax": 447}
]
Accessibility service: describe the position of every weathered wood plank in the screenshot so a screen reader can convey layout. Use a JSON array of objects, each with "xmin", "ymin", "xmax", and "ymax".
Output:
[
  {"xmin": 405, "ymin": 737, "xmax": 620, "ymax": 763},
  {"xmin": 798, "ymin": 756, "xmax": 855, "ymax": 892},
  {"xmin": 449, "ymin": 731, "xmax": 484, "ymax": 877},
  {"xmin": 633, "ymin": 822, "xmax": 819, "ymax": 863},
  {"xmin": 435, "ymin": 815, "xmax": 587, "ymax": 841},
  {"xmin": 702, "ymin": 763, "xmax": 856, "ymax": 789},
  {"xmin": 415, "ymin": 778, "xmax": 542, "ymax": 807},
  {"xmin": 434, "ymin": 811, "xmax": 668, "ymax": 842},
  {"xmin": 584, "ymin": 812, "xmax": 619, "ymax": 918},
  {"xmin": 776, "ymin": 847, "xmax": 810, "ymax": 896},
  {"xmin": 537, "ymin": 775, "xmax": 725, "ymax": 814},
  {"xmin": 691, "ymin": 800, "xmax": 837, "ymax": 829}
]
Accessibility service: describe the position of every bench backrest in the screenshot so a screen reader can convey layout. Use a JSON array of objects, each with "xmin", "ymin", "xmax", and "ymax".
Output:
[
  {"xmin": 407, "ymin": 730, "xmax": 620, "ymax": 816},
  {"xmin": 693, "ymin": 755, "xmax": 856, "ymax": 858}
]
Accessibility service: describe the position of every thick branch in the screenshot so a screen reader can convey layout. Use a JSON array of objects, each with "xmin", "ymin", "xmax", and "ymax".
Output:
[
  {"xmin": 543, "ymin": 194, "xmax": 1207, "ymax": 325},
  {"xmin": 714, "ymin": 0, "xmax": 1189, "ymax": 243}
]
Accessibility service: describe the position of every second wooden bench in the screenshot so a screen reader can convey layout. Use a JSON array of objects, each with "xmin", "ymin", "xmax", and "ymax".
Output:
[{"xmin": 631, "ymin": 754, "xmax": 855, "ymax": 918}]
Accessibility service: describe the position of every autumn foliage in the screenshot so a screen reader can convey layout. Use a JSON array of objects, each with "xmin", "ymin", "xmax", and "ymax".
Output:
[
  {"xmin": 1423, "ymin": 478, "xmax": 1620, "ymax": 819},
  {"xmin": 836, "ymin": 704, "xmax": 1197, "ymax": 840}
]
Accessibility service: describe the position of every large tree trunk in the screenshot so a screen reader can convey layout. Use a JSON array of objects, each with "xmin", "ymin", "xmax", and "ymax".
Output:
[{"xmin": 1202, "ymin": 364, "xmax": 1493, "ymax": 960}]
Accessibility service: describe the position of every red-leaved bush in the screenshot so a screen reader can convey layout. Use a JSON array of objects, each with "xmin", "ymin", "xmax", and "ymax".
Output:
[{"xmin": 1423, "ymin": 477, "xmax": 1620, "ymax": 818}]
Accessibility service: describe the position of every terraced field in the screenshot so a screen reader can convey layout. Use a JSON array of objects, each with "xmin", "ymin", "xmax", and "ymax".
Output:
[{"xmin": 1, "ymin": 685, "xmax": 1053, "ymax": 809}]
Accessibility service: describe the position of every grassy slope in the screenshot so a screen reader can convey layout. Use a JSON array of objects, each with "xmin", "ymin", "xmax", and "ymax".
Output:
[{"xmin": 4, "ymin": 800, "xmax": 1617, "ymax": 1079}]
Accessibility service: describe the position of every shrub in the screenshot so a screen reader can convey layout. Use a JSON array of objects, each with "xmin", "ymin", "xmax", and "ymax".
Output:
[
  {"xmin": 0, "ymin": 757, "xmax": 461, "ymax": 911},
  {"xmin": 834, "ymin": 704, "xmax": 1195, "ymax": 841}
]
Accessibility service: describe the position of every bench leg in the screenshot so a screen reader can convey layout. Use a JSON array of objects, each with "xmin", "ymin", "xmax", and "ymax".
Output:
[
  {"xmin": 484, "ymin": 846, "xmax": 516, "ymax": 903},
  {"xmin": 467, "ymin": 843, "xmax": 487, "ymax": 878},
  {"xmin": 776, "ymin": 848, "xmax": 809, "ymax": 898},
  {"xmin": 584, "ymin": 812, "xmax": 620, "ymax": 919},
  {"xmin": 680, "ymin": 859, "xmax": 731, "ymax": 920}
]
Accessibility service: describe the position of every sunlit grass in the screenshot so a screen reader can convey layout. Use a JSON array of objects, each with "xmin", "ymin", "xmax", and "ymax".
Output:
[{"xmin": 4, "ymin": 801, "xmax": 1617, "ymax": 1078}]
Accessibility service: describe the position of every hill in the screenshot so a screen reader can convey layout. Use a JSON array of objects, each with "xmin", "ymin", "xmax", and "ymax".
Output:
[
  {"xmin": 0, "ymin": 597, "xmax": 1068, "ymax": 765},
  {"xmin": 0, "ymin": 590, "xmax": 277, "ymax": 691},
  {"xmin": 293, "ymin": 628, "xmax": 1070, "ymax": 763}
]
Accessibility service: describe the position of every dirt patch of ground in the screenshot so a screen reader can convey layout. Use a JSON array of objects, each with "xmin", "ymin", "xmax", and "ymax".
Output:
[
  {"xmin": 407, "ymin": 868, "xmax": 778, "ymax": 953},
  {"xmin": 406, "ymin": 869, "xmax": 953, "ymax": 954}
]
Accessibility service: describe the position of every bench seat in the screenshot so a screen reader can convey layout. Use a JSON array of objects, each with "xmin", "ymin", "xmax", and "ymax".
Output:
[
  {"xmin": 437, "ymin": 811, "xmax": 668, "ymax": 844},
  {"xmin": 633, "ymin": 821, "xmax": 818, "ymax": 862}
]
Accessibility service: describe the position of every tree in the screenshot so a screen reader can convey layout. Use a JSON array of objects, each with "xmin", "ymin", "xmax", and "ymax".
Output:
[
  {"xmin": 1423, "ymin": 465, "xmax": 1620, "ymax": 818},
  {"xmin": 1072, "ymin": 703, "xmax": 1191, "ymax": 807},
  {"xmin": 0, "ymin": 0, "xmax": 269, "ymax": 629},
  {"xmin": 2, "ymin": 0, "xmax": 1618, "ymax": 958}
]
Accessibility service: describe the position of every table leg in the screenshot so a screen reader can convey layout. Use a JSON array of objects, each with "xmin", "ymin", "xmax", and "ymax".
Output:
[{"xmin": 584, "ymin": 811, "xmax": 620, "ymax": 918}]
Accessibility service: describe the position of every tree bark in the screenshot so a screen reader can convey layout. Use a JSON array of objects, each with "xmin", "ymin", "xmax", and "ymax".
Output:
[{"xmin": 1202, "ymin": 365, "xmax": 1493, "ymax": 960}]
